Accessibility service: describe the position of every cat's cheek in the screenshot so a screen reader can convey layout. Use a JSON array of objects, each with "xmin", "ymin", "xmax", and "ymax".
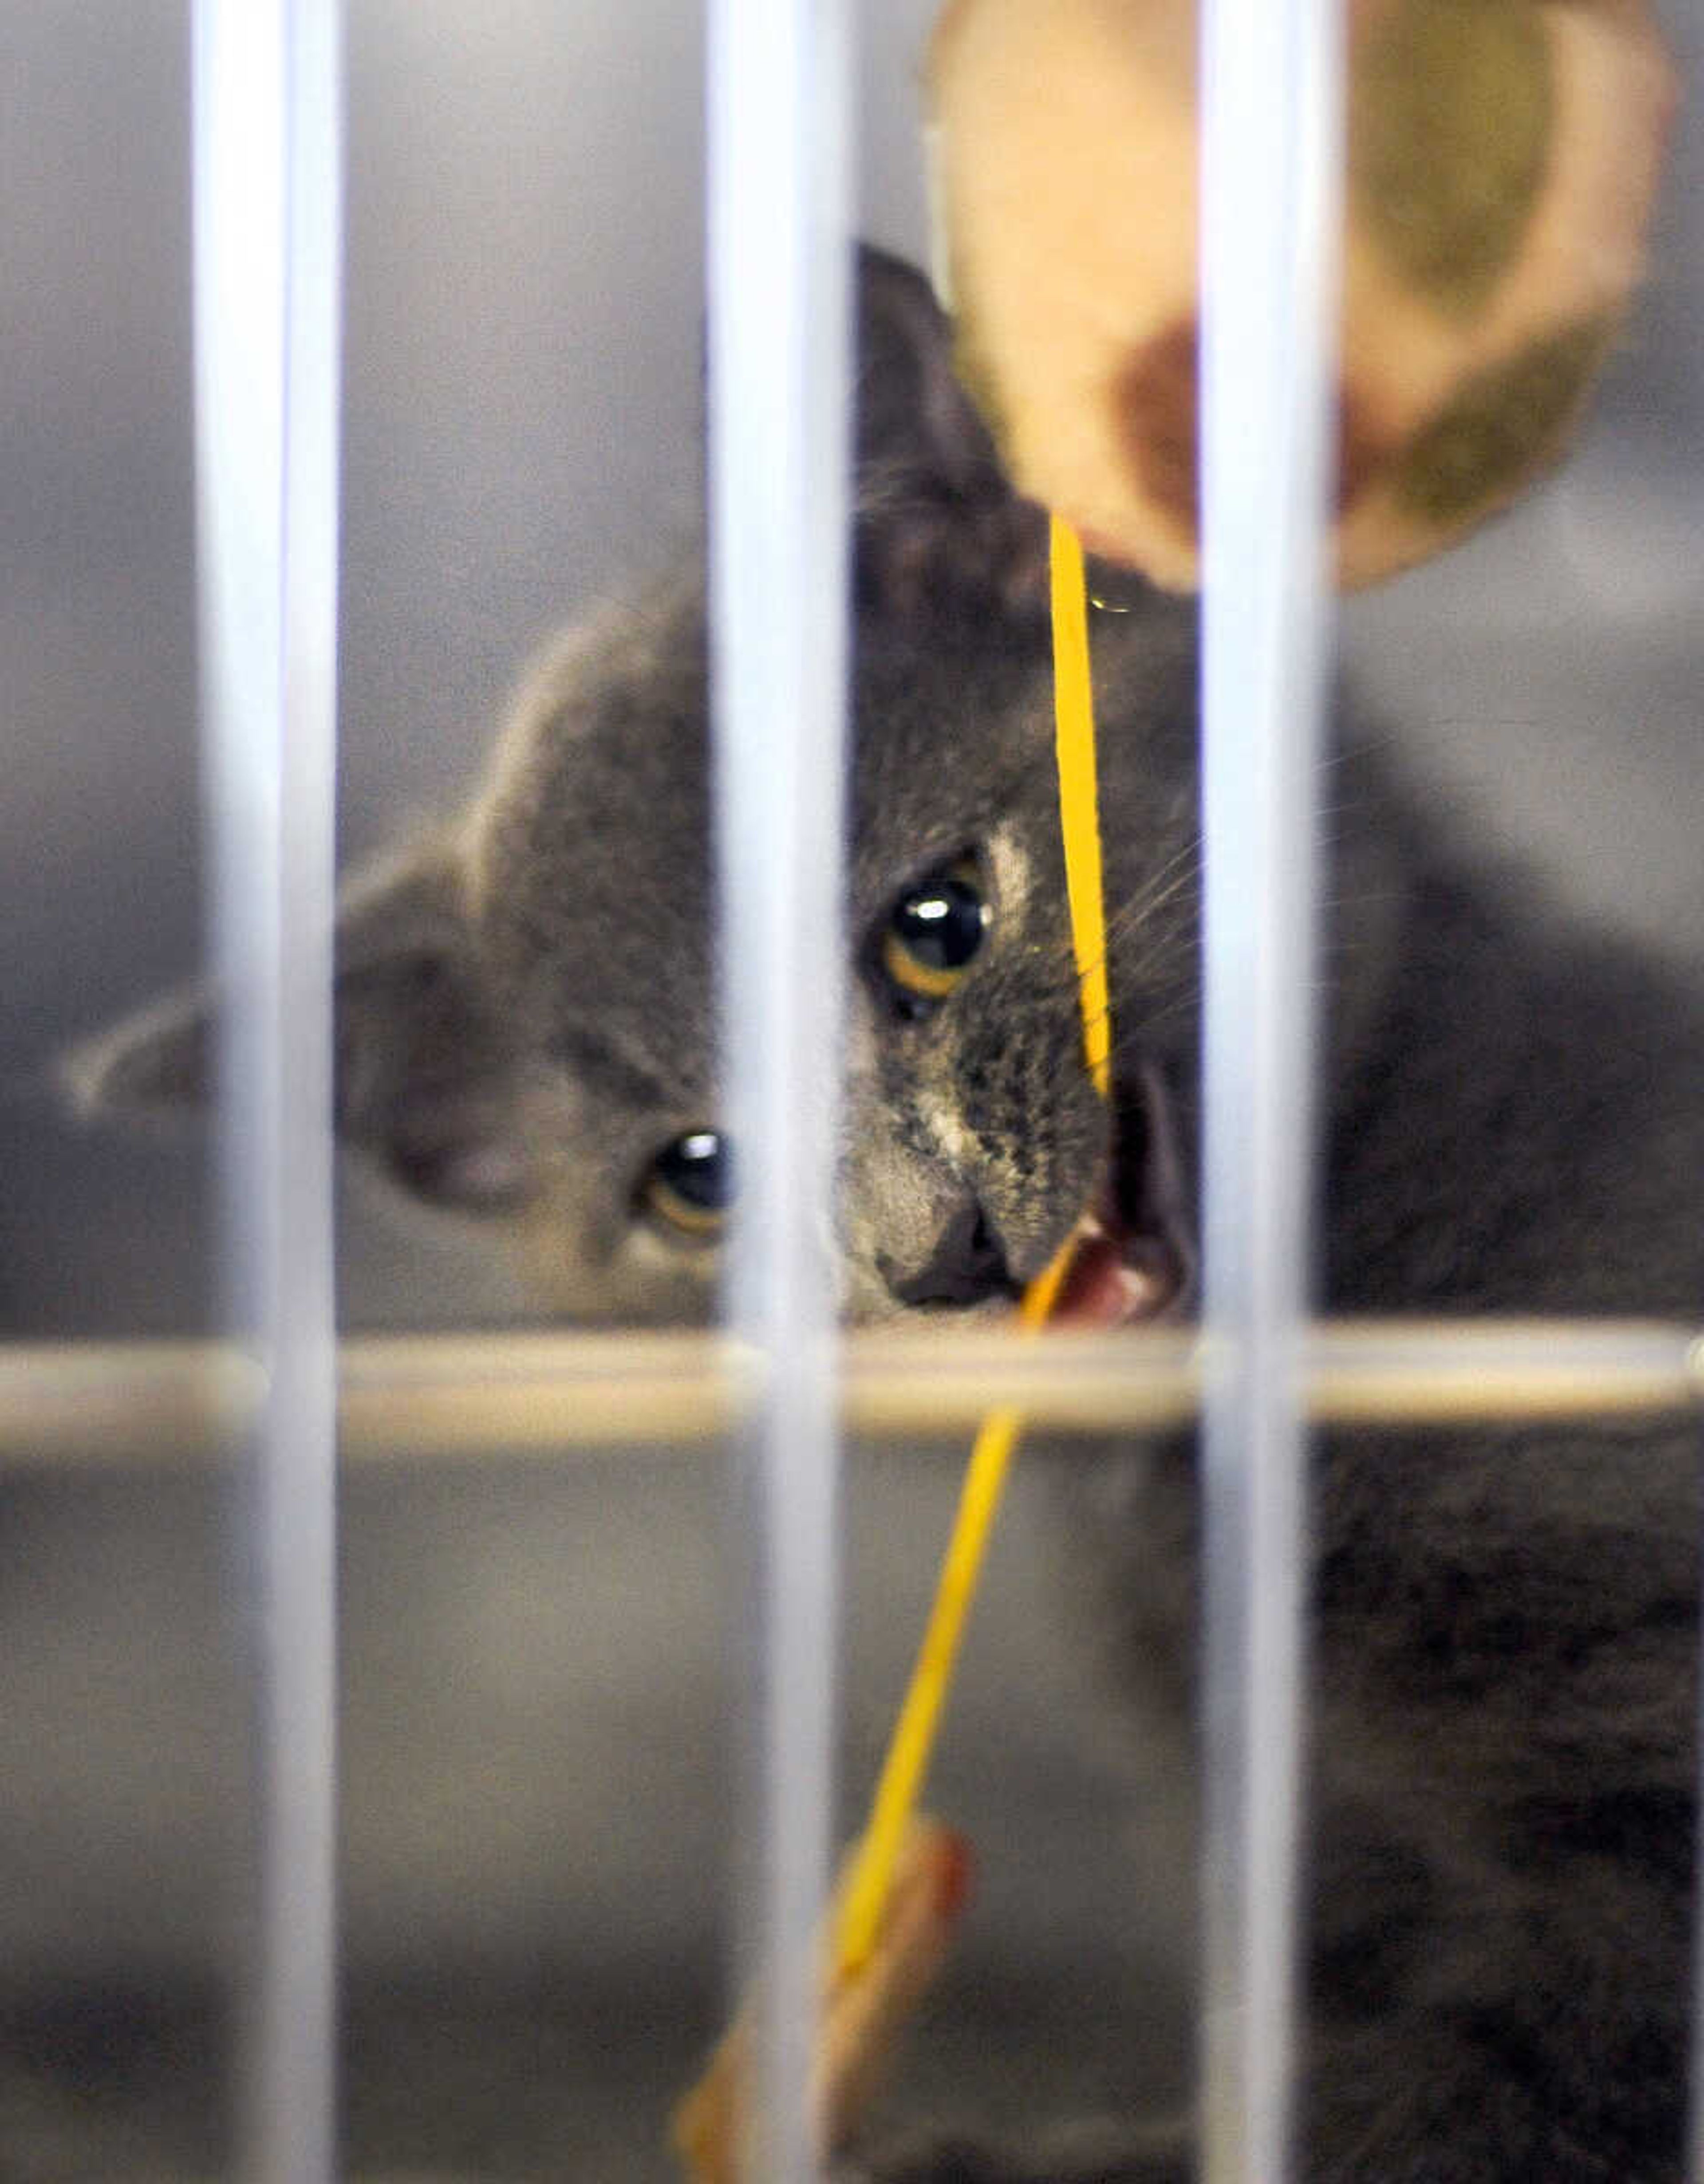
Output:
[{"xmin": 505, "ymin": 1177, "xmax": 717, "ymax": 1327}]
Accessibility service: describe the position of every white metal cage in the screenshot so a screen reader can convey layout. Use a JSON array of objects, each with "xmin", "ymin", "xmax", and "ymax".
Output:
[{"xmin": 4, "ymin": 4, "xmax": 1704, "ymax": 2182}]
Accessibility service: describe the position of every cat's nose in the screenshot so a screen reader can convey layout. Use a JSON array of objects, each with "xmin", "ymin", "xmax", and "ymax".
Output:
[{"xmin": 888, "ymin": 1200, "xmax": 1016, "ymax": 1307}]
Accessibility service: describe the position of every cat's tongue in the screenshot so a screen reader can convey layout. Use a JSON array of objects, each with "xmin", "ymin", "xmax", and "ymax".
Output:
[{"xmin": 1047, "ymin": 1209, "xmax": 1181, "ymax": 1329}]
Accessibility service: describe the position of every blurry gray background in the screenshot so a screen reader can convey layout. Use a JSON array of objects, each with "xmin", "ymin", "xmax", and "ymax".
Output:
[{"xmin": 1, "ymin": 1, "xmax": 1700, "ymax": 2176}]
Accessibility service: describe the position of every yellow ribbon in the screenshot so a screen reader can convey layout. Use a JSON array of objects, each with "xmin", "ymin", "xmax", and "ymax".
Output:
[{"xmin": 835, "ymin": 513, "xmax": 1109, "ymax": 1973}]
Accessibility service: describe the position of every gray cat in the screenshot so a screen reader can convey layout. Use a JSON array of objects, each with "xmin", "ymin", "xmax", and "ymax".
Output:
[{"xmin": 86, "ymin": 251, "xmax": 1704, "ymax": 2181}]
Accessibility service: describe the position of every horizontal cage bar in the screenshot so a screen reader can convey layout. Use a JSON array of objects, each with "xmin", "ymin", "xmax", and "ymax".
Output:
[{"xmin": 3, "ymin": 1318, "xmax": 1699, "ymax": 1467}]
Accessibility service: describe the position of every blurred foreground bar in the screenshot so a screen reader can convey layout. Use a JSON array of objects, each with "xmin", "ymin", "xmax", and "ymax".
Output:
[{"xmin": 2, "ymin": 1319, "xmax": 1699, "ymax": 1466}]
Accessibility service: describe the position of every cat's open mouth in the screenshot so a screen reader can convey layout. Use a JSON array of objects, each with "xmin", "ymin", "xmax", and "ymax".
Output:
[{"xmin": 1048, "ymin": 1059, "xmax": 1195, "ymax": 1331}]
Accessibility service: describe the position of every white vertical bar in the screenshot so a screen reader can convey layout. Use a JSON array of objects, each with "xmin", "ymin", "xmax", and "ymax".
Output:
[
  {"xmin": 1195, "ymin": 0, "xmax": 1344, "ymax": 2180},
  {"xmin": 706, "ymin": 3, "xmax": 852, "ymax": 2180},
  {"xmin": 192, "ymin": 5, "xmax": 343, "ymax": 2181}
]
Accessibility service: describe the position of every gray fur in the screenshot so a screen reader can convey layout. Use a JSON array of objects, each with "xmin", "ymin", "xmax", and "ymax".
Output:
[{"xmin": 84, "ymin": 252, "xmax": 1704, "ymax": 2180}]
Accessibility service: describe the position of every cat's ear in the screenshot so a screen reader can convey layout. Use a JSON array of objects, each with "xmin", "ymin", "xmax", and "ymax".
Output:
[
  {"xmin": 69, "ymin": 849, "xmax": 535, "ymax": 1214},
  {"xmin": 325, "ymin": 850, "xmax": 536, "ymax": 1210},
  {"xmin": 852, "ymin": 244, "xmax": 1050, "ymax": 626},
  {"xmin": 67, "ymin": 988, "xmax": 213, "ymax": 1115}
]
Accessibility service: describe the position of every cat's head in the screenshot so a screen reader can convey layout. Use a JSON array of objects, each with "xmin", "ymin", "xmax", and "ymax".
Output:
[{"xmin": 74, "ymin": 250, "xmax": 1203, "ymax": 1328}]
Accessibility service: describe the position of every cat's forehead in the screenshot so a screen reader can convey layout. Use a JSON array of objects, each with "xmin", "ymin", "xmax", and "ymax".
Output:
[
  {"xmin": 475, "ymin": 591, "xmax": 1059, "ymax": 948},
  {"xmin": 844, "ymin": 625, "xmax": 1058, "ymax": 902},
  {"xmin": 470, "ymin": 679, "xmax": 715, "ymax": 1109},
  {"xmin": 473, "ymin": 595, "xmax": 709, "ymax": 909}
]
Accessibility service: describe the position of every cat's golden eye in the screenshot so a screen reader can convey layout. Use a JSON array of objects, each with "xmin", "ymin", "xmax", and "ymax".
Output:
[
  {"xmin": 642, "ymin": 1129, "xmax": 734, "ymax": 1239},
  {"xmin": 881, "ymin": 858, "xmax": 990, "ymax": 1003}
]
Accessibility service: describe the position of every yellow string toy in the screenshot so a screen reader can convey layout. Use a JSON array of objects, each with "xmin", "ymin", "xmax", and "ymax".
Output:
[{"xmin": 835, "ymin": 512, "xmax": 1110, "ymax": 1975}]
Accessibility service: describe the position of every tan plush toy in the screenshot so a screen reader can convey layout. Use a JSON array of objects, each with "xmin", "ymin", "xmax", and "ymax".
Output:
[
  {"xmin": 672, "ymin": 1820, "xmax": 971, "ymax": 2184},
  {"xmin": 929, "ymin": 0, "xmax": 1676, "ymax": 589}
]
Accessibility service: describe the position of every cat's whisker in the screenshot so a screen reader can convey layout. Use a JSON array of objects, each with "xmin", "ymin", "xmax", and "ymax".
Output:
[
  {"xmin": 1101, "ymin": 844, "xmax": 1206, "ymax": 936},
  {"xmin": 1077, "ymin": 927, "xmax": 1202, "ymax": 1006},
  {"xmin": 1068, "ymin": 893, "xmax": 1203, "ymax": 988}
]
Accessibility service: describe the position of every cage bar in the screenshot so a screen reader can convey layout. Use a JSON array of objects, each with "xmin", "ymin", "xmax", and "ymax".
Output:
[
  {"xmin": 706, "ymin": 0, "xmax": 855, "ymax": 2173},
  {"xmin": 4, "ymin": 1322, "xmax": 1704, "ymax": 1468},
  {"xmin": 1195, "ymin": 0, "xmax": 1345, "ymax": 2176},
  {"xmin": 77, "ymin": 8, "xmax": 1701, "ymax": 2181},
  {"xmin": 191, "ymin": 3, "xmax": 344, "ymax": 2177}
]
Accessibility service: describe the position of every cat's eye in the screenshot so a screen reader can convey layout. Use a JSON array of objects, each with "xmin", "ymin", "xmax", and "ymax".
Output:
[
  {"xmin": 881, "ymin": 857, "xmax": 990, "ymax": 1005},
  {"xmin": 642, "ymin": 1129, "xmax": 734, "ymax": 1239}
]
